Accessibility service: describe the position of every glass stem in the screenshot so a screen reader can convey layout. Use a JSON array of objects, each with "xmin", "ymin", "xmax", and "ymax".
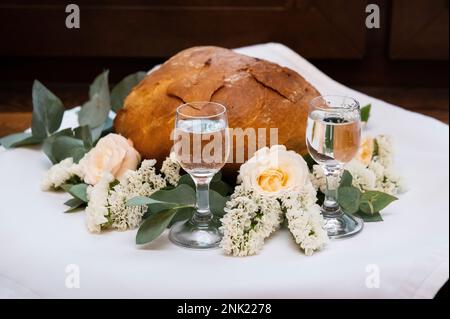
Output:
[
  {"xmin": 193, "ymin": 176, "xmax": 213, "ymax": 225},
  {"xmin": 322, "ymin": 165, "xmax": 343, "ymax": 218}
]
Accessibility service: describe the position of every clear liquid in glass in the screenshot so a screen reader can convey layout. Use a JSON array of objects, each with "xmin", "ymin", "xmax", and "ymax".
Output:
[
  {"xmin": 174, "ymin": 118, "xmax": 228, "ymax": 177},
  {"xmin": 306, "ymin": 110, "xmax": 361, "ymax": 166}
]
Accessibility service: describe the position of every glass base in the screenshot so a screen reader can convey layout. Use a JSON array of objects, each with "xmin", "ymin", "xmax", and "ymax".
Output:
[
  {"xmin": 322, "ymin": 210, "xmax": 364, "ymax": 239},
  {"xmin": 169, "ymin": 217, "xmax": 222, "ymax": 249}
]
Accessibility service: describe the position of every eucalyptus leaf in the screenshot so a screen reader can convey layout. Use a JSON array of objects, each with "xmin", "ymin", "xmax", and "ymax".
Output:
[
  {"xmin": 31, "ymin": 80, "xmax": 65, "ymax": 139},
  {"xmin": 178, "ymin": 174, "xmax": 195, "ymax": 188},
  {"xmin": 151, "ymin": 185, "xmax": 195, "ymax": 204},
  {"xmin": 100, "ymin": 116, "xmax": 114, "ymax": 137},
  {"xmin": 74, "ymin": 125, "xmax": 93, "ymax": 149},
  {"xmin": 78, "ymin": 95, "xmax": 110, "ymax": 130},
  {"xmin": 111, "ymin": 71, "xmax": 146, "ymax": 113},
  {"xmin": 210, "ymin": 190, "xmax": 229, "ymax": 217},
  {"xmin": 0, "ymin": 132, "xmax": 41, "ymax": 149},
  {"xmin": 338, "ymin": 186, "xmax": 361, "ymax": 214},
  {"xmin": 168, "ymin": 207, "xmax": 196, "ymax": 226},
  {"xmin": 355, "ymin": 211, "xmax": 383, "ymax": 222},
  {"xmin": 177, "ymin": 173, "xmax": 232, "ymax": 196},
  {"xmin": 67, "ymin": 183, "xmax": 89, "ymax": 203},
  {"xmin": 340, "ymin": 170, "xmax": 353, "ymax": 187},
  {"xmin": 211, "ymin": 180, "xmax": 233, "ymax": 196},
  {"xmin": 52, "ymin": 136, "xmax": 87, "ymax": 163},
  {"xmin": 361, "ymin": 104, "xmax": 371, "ymax": 123},
  {"xmin": 360, "ymin": 191, "xmax": 397, "ymax": 214},
  {"xmin": 127, "ymin": 196, "xmax": 170, "ymax": 207},
  {"xmin": 89, "ymin": 70, "xmax": 110, "ymax": 100},
  {"xmin": 212, "ymin": 172, "xmax": 222, "ymax": 183},
  {"xmin": 90, "ymin": 122, "xmax": 105, "ymax": 142},
  {"xmin": 42, "ymin": 128, "xmax": 75, "ymax": 164},
  {"xmin": 136, "ymin": 209, "xmax": 177, "ymax": 245},
  {"xmin": 79, "ymin": 70, "xmax": 111, "ymax": 129},
  {"xmin": 64, "ymin": 197, "xmax": 85, "ymax": 213}
]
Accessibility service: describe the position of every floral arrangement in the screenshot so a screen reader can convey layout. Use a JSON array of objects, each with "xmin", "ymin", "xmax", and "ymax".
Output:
[
  {"xmin": 0, "ymin": 71, "xmax": 406, "ymax": 257},
  {"xmin": 220, "ymin": 145, "xmax": 328, "ymax": 256}
]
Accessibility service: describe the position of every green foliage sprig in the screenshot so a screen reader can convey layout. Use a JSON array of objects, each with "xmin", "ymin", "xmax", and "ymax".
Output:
[
  {"xmin": 337, "ymin": 171, "xmax": 397, "ymax": 222},
  {"xmin": 0, "ymin": 70, "xmax": 147, "ymax": 165},
  {"xmin": 127, "ymin": 173, "xmax": 232, "ymax": 245}
]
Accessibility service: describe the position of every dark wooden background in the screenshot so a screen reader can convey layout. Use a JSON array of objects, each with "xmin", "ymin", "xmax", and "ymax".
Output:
[{"xmin": 0, "ymin": 0, "xmax": 448, "ymax": 138}]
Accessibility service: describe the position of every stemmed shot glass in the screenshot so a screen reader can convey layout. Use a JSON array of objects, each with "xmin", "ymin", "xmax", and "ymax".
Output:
[
  {"xmin": 170, "ymin": 102, "xmax": 230, "ymax": 249},
  {"xmin": 306, "ymin": 95, "xmax": 363, "ymax": 239}
]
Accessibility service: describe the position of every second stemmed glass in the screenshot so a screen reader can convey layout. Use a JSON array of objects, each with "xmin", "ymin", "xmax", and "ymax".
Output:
[
  {"xmin": 306, "ymin": 95, "xmax": 364, "ymax": 239},
  {"xmin": 169, "ymin": 101, "xmax": 230, "ymax": 249}
]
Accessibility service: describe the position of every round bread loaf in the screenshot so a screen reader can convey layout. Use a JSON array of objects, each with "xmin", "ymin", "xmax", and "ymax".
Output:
[{"xmin": 114, "ymin": 46, "xmax": 320, "ymax": 175}]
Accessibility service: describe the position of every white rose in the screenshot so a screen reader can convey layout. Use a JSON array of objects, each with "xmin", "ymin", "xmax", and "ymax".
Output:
[
  {"xmin": 79, "ymin": 133, "xmax": 141, "ymax": 185},
  {"xmin": 238, "ymin": 145, "xmax": 310, "ymax": 196}
]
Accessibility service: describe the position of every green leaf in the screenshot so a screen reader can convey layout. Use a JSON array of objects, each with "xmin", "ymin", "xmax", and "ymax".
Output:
[
  {"xmin": 100, "ymin": 116, "xmax": 114, "ymax": 137},
  {"xmin": 151, "ymin": 185, "xmax": 195, "ymax": 204},
  {"xmin": 73, "ymin": 125, "xmax": 93, "ymax": 149},
  {"xmin": 0, "ymin": 132, "xmax": 42, "ymax": 149},
  {"xmin": 127, "ymin": 196, "xmax": 171, "ymax": 207},
  {"xmin": 79, "ymin": 70, "xmax": 111, "ymax": 130},
  {"xmin": 136, "ymin": 209, "xmax": 177, "ymax": 245},
  {"xmin": 67, "ymin": 183, "xmax": 89, "ymax": 203},
  {"xmin": 338, "ymin": 186, "xmax": 361, "ymax": 214},
  {"xmin": 51, "ymin": 136, "xmax": 87, "ymax": 163},
  {"xmin": 211, "ymin": 172, "xmax": 222, "ymax": 183},
  {"xmin": 168, "ymin": 207, "xmax": 195, "ymax": 226},
  {"xmin": 31, "ymin": 80, "xmax": 65, "ymax": 139},
  {"xmin": 110, "ymin": 71, "xmax": 146, "ymax": 113},
  {"xmin": 360, "ymin": 191, "xmax": 398, "ymax": 214},
  {"xmin": 210, "ymin": 190, "xmax": 229, "ymax": 217},
  {"xmin": 178, "ymin": 173, "xmax": 232, "ymax": 196},
  {"xmin": 340, "ymin": 170, "xmax": 353, "ymax": 187},
  {"xmin": 42, "ymin": 128, "xmax": 74, "ymax": 164},
  {"xmin": 361, "ymin": 104, "xmax": 371, "ymax": 123},
  {"xmin": 210, "ymin": 180, "xmax": 232, "ymax": 196},
  {"xmin": 64, "ymin": 197, "xmax": 85, "ymax": 213},
  {"xmin": 178, "ymin": 174, "xmax": 195, "ymax": 188},
  {"xmin": 355, "ymin": 211, "xmax": 383, "ymax": 222},
  {"xmin": 89, "ymin": 70, "xmax": 110, "ymax": 100}
]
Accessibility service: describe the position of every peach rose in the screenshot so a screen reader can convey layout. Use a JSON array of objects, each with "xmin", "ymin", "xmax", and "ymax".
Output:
[{"xmin": 79, "ymin": 133, "xmax": 141, "ymax": 185}]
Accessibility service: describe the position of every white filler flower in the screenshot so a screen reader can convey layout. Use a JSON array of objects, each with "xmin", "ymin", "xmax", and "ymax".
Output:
[
  {"xmin": 41, "ymin": 157, "xmax": 84, "ymax": 191},
  {"xmin": 85, "ymin": 173, "xmax": 114, "ymax": 233},
  {"xmin": 108, "ymin": 160, "xmax": 166, "ymax": 231}
]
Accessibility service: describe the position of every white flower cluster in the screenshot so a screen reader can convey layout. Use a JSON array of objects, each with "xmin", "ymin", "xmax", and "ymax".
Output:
[
  {"xmin": 310, "ymin": 135, "xmax": 406, "ymax": 196},
  {"xmin": 161, "ymin": 155, "xmax": 181, "ymax": 186},
  {"xmin": 107, "ymin": 159, "xmax": 166, "ymax": 231},
  {"xmin": 220, "ymin": 181, "xmax": 328, "ymax": 257},
  {"xmin": 281, "ymin": 183, "xmax": 328, "ymax": 256},
  {"xmin": 85, "ymin": 160, "xmax": 167, "ymax": 233},
  {"xmin": 348, "ymin": 135, "xmax": 406, "ymax": 195},
  {"xmin": 85, "ymin": 173, "xmax": 113, "ymax": 233},
  {"xmin": 41, "ymin": 158, "xmax": 84, "ymax": 191},
  {"xmin": 220, "ymin": 185, "xmax": 284, "ymax": 256}
]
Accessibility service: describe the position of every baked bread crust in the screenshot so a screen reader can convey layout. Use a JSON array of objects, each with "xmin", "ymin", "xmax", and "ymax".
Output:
[{"xmin": 114, "ymin": 46, "xmax": 320, "ymax": 174}]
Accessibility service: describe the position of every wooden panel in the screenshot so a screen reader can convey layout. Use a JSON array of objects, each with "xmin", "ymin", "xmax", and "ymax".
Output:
[
  {"xmin": 0, "ymin": 0, "xmax": 367, "ymax": 59},
  {"xmin": 390, "ymin": 0, "xmax": 449, "ymax": 60}
]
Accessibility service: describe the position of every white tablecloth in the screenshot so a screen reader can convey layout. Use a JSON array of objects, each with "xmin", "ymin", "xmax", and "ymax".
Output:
[{"xmin": 0, "ymin": 43, "xmax": 448, "ymax": 299}]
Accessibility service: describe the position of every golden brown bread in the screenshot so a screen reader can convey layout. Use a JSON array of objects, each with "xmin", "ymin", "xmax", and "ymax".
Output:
[{"xmin": 114, "ymin": 46, "xmax": 320, "ymax": 174}]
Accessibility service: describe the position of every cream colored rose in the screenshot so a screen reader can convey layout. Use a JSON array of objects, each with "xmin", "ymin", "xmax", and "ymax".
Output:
[
  {"xmin": 356, "ymin": 136, "xmax": 375, "ymax": 167},
  {"xmin": 238, "ymin": 145, "xmax": 309, "ymax": 196},
  {"xmin": 79, "ymin": 133, "xmax": 141, "ymax": 185}
]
